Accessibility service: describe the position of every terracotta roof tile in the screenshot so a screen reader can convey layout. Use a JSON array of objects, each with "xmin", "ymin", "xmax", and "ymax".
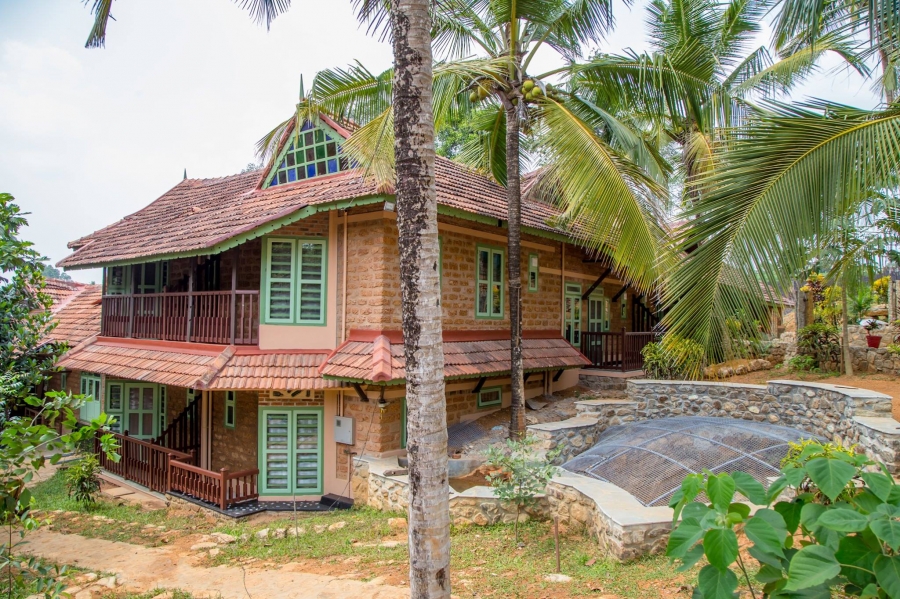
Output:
[
  {"xmin": 320, "ymin": 330, "xmax": 590, "ymax": 384},
  {"xmin": 46, "ymin": 285, "xmax": 102, "ymax": 347},
  {"xmin": 43, "ymin": 278, "xmax": 89, "ymax": 307},
  {"xmin": 59, "ymin": 158, "xmax": 565, "ymax": 269},
  {"xmin": 208, "ymin": 351, "xmax": 339, "ymax": 390}
]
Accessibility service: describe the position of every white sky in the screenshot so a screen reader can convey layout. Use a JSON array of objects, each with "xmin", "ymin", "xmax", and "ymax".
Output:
[{"xmin": 0, "ymin": 0, "xmax": 883, "ymax": 284}]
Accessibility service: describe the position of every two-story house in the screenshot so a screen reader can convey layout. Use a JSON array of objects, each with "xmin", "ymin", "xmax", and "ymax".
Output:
[{"xmin": 47, "ymin": 114, "xmax": 658, "ymax": 513}]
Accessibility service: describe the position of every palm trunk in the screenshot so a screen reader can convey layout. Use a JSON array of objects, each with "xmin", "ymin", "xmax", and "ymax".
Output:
[
  {"xmin": 841, "ymin": 277, "xmax": 853, "ymax": 376},
  {"xmin": 505, "ymin": 105, "xmax": 525, "ymax": 439},
  {"xmin": 390, "ymin": 0, "xmax": 451, "ymax": 596}
]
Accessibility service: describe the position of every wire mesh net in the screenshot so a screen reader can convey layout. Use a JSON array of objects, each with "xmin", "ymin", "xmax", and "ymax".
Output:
[{"xmin": 562, "ymin": 417, "xmax": 821, "ymax": 507}]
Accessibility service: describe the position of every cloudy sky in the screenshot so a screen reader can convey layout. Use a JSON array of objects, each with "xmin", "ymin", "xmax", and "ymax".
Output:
[{"xmin": 0, "ymin": 0, "xmax": 883, "ymax": 284}]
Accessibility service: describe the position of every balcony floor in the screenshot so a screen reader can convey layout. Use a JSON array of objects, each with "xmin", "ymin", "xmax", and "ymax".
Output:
[{"xmin": 168, "ymin": 491, "xmax": 352, "ymax": 518}]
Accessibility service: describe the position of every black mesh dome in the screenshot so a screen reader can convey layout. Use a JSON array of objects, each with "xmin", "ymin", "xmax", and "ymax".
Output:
[{"xmin": 562, "ymin": 417, "xmax": 821, "ymax": 507}]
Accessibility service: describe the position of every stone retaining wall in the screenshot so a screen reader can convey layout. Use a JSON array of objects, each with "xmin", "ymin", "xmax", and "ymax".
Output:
[
  {"xmin": 852, "ymin": 347, "xmax": 900, "ymax": 376},
  {"xmin": 352, "ymin": 457, "xmax": 546, "ymax": 527}
]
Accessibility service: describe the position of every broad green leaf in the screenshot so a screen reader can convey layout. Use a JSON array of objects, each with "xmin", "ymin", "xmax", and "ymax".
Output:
[
  {"xmin": 749, "ymin": 544, "xmax": 784, "ymax": 569},
  {"xmin": 785, "ymin": 545, "xmax": 841, "ymax": 591},
  {"xmin": 727, "ymin": 502, "xmax": 751, "ymax": 520},
  {"xmin": 888, "ymin": 486, "xmax": 900, "ymax": 507},
  {"xmin": 766, "ymin": 476, "xmax": 790, "ymax": 503},
  {"xmin": 703, "ymin": 528, "xmax": 738, "ymax": 572},
  {"xmin": 817, "ymin": 508, "xmax": 869, "ymax": 532},
  {"xmin": 857, "ymin": 489, "xmax": 887, "ymax": 514},
  {"xmin": 677, "ymin": 543, "xmax": 706, "ymax": 572},
  {"xmin": 667, "ymin": 518, "xmax": 704, "ymax": 558},
  {"xmin": 805, "ymin": 458, "xmax": 856, "ymax": 502},
  {"xmin": 744, "ymin": 515, "xmax": 785, "ymax": 558},
  {"xmin": 798, "ymin": 443, "xmax": 825, "ymax": 462},
  {"xmin": 869, "ymin": 518, "xmax": 900, "ymax": 551},
  {"xmin": 755, "ymin": 563, "xmax": 784, "ymax": 584},
  {"xmin": 707, "ymin": 473, "xmax": 736, "ymax": 511},
  {"xmin": 860, "ymin": 583, "xmax": 879, "ymax": 597},
  {"xmin": 775, "ymin": 500, "xmax": 804, "ymax": 534},
  {"xmin": 836, "ymin": 534, "xmax": 878, "ymax": 589},
  {"xmin": 783, "ymin": 466, "xmax": 807, "ymax": 489},
  {"xmin": 861, "ymin": 472, "xmax": 895, "ymax": 502},
  {"xmin": 800, "ymin": 502, "xmax": 826, "ymax": 530},
  {"xmin": 684, "ymin": 502, "xmax": 713, "ymax": 522},
  {"xmin": 697, "ymin": 564, "xmax": 738, "ymax": 599},
  {"xmin": 875, "ymin": 555, "xmax": 900, "ymax": 599},
  {"xmin": 732, "ymin": 471, "xmax": 767, "ymax": 505}
]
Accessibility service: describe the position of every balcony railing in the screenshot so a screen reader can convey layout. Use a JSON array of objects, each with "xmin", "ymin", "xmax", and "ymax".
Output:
[
  {"xmin": 101, "ymin": 290, "xmax": 259, "ymax": 345},
  {"xmin": 581, "ymin": 329, "xmax": 657, "ymax": 372}
]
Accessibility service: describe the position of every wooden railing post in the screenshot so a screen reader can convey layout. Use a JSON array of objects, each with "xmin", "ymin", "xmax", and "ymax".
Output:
[
  {"xmin": 167, "ymin": 453, "xmax": 173, "ymax": 492},
  {"xmin": 127, "ymin": 296, "xmax": 134, "ymax": 338},
  {"xmin": 621, "ymin": 327, "xmax": 627, "ymax": 372},
  {"xmin": 186, "ymin": 270, "xmax": 194, "ymax": 343},
  {"xmin": 219, "ymin": 468, "xmax": 228, "ymax": 510},
  {"xmin": 230, "ymin": 258, "xmax": 237, "ymax": 346}
]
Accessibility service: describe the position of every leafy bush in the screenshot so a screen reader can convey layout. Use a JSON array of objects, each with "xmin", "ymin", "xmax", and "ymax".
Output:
[
  {"xmin": 642, "ymin": 336, "xmax": 704, "ymax": 380},
  {"xmin": 781, "ymin": 439, "xmax": 860, "ymax": 503},
  {"xmin": 873, "ymin": 276, "xmax": 891, "ymax": 303},
  {"xmin": 851, "ymin": 290, "xmax": 874, "ymax": 323},
  {"xmin": 667, "ymin": 444, "xmax": 900, "ymax": 598},
  {"xmin": 787, "ymin": 355, "xmax": 817, "ymax": 372},
  {"xmin": 485, "ymin": 435, "xmax": 558, "ymax": 544},
  {"xmin": 887, "ymin": 343, "xmax": 900, "ymax": 356},
  {"xmin": 797, "ymin": 323, "xmax": 841, "ymax": 369},
  {"xmin": 65, "ymin": 454, "xmax": 101, "ymax": 507}
]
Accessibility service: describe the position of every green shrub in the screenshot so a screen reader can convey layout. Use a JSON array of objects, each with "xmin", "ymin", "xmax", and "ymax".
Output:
[
  {"xmin": 787, "ymin": 355, "xmax": 816, "ymax": 372},
  {"xmin": 65, "ymin": 454, "xmax": 101, "ymax": 507},
  {"xmin": 796, "ymin": 323, "xmax": 841, "ymax": 369},
  {"xmin": 886, "ymin": 343, "xmax": 900, "ymax": 356},
  {"xmin": 642, "ymin": 336, "xmax": 704, "ymax": 380},
  {"xmin": 667, "ymin": 445, "xmax": 900, "ymax": 598}
]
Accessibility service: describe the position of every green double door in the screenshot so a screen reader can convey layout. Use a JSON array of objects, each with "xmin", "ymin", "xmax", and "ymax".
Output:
[
  {"xmin": 106, "ymin": 381, "xmax": 160, "ymax": 439},
  {"xmin": 259, "ymin": 408, "xmax": 323, "ymax": 495}
]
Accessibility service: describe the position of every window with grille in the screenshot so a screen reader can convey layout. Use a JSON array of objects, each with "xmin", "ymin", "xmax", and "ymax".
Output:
[
  {"xmin": 265, "ymin": 121, "xmax": 347, "ymax": 188},
  {"xmin": 478, "ymin": 387, "xmax": 502, "ymax": 408},
  {"xmin": 528, "ymin": 253, "xmax": 539, "ymax": 292},
  {"xmin": 263, "ymin": 238, "xmax": 327, "ymax": 325},
  {"xmin": 476, "ymin": 246, "xmax": 504, "ymax": 319}
]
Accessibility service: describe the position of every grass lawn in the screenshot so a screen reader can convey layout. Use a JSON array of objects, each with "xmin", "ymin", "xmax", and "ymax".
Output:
[{"xmin": 31, "ymin": 471, "xmax": 701, "ymax": 598}]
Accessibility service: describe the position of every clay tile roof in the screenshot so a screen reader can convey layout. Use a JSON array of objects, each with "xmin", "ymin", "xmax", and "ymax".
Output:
[
  {"xmin": 58, "ymin": 157, "xmax": 567, "ymax": 270},
  {"xmin": 320, "ymin": 330, "xmax": 590, "ymax": 384},
  {"xmin": 57, "ymin": 340, "xmax": 227, "ymax": 389},
  {"xmin": 46, "ymin": 284, "xmax": 102, "ymax": 347},
  {"xmin": 42, "ymin": 278, "xmax": 88, "ymax": 307},
  {"xmin": 207, "ymin": 350, "xmax": 339, "ymax": 390}
]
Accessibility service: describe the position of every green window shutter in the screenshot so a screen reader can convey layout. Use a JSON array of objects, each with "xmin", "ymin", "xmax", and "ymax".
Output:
[
  {"xmin": 294, "ymin": 411, "xmax": 323, "ymax": 494},
  {"xmin": 265, "ymin": 239, "xmax": 296, "ymax": 322},
  {"xmin": 105, "ymin": 381, "xmax": 124, "ymax": 433},
  {"xmin": 565, "ymin": 284, "xmax": 583, "ymax": 345},
  {"xmin": 476, "ymin": 246, "xmax": 504, "ymax": 319},
  {"xmin": 159, "ymin": 385, "xmax": 167, "ymax": 431},
  {"xmin": 261, "ymin": 410, "xmax": 291, "ymax": 493},
  {"xmin": 528, "ymin": 253, "xmax": 539, "ymax": 292},
  {"xmin": 297, "ymin": 240, "xmax": 326, "ymax": 324},
  {"xmin": 224, "ymin": 391, "xmax": 236, "ymax": 429},
  {"xmin": 478, "ymin": 387, "xmax": 503, "ymax": 408},
  {"xmin": 106, "ymin": 266, "xmax": 130, "ymax": 295},
  {"xmin": 80, "ymin": 373, "xmax": 102, "ymax": 422},
  {"xmin": 259, "ymin": 408, "xmax": 323, "ymax": 495}
]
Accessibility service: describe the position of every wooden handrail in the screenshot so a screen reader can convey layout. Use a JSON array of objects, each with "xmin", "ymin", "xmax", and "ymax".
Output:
[
  {"xmin": 169, "ymin": 459, "xmax": 259, "ymax": 510},
  {"xmin": 581, "ymin": 329, "xmax": 657, "ymax": 372},
  {"xmin": 155, "ymin": 397, "xmax": 200, "ymax": 455}
]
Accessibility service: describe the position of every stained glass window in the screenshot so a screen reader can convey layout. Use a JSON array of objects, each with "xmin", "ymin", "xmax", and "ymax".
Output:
[{"xmin": 266, "ymin": 121, "xmax": 348, "ymax": 188}]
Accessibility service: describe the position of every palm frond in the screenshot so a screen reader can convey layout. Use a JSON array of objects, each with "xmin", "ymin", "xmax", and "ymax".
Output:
[
  {"xmin": 311, "ymin": 62, "xmax": 393, "ymax": 125},
  {"xmin": 534, "ymin": 97, "xmax": 670, "ymax": 290},
  {"xmin": 233, "ymin": 0, "xmax": 292, "ymax": 28},
  {"xmin": 455, "ymin": 105, "xmax": 509, "ymax": 184},
  {"xmin": 83, "ymin": 0, "xmax": 113, "ymax": 49},
  {"xmin": 255, "ymin": 115, "xmax": 295, "ymax": 164},
  {"xmin": 340, "ymin": 108, "xmax": 396, "ymax": 188},
  {"xmin": 664, "ymin": 101, "xmax": 900, "ymax": 361}
]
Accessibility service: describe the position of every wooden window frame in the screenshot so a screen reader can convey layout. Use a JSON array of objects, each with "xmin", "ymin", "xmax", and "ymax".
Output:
[
  {"xmin": 258, "ymin": 407, "xmax": 324, "ymax": 496},
  {"xmin": 80, "ymin": 373, "xmax": 103, "ymax": 423},
  {"xmin": 224, "ymin": 391, "xmax": 236, "ymax": 429},
  {"xmin": 261, "ymin": 237, "xmax": 328, "ymax": 326},
  {"xmin": 477, "ymin": 386, "xmax": 503, "ymax": 408},
  {"xmin": 527, "ymin": 253, "xmax": 539, "ymax": 292},
  {"xmin": 159, "ymin": 386, "xmax": 167, "ymax": 432},
  {"xmin": 621, "ymin": 291, "xmax": 627, "ymax": 320},
  {"xmin": 475, "ymin": 245, "xmax": 505, "ymax": 319}
]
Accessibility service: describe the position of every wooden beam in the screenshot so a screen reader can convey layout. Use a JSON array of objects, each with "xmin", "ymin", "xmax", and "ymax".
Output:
[
  {"xmin": 473, "ymin": 377, "xmax": 487, "ymax": 394},
  {"xmin": 611, "ymin": 284, "xmax": 628, "ymax": 303},
  {"xmin": 351, "ymin": 383, "xmax": 368, "ymax": 402},
  {"xmin": 523, "ymin": 372, "xmax": 531, "ymax": 383},
  {"xmin": 552, "ymin": 369, "xmax": 564, "ymax": 382},
  {"xmin": 582, "ymin": 268, "xmax": 612, "ymax": 300}
]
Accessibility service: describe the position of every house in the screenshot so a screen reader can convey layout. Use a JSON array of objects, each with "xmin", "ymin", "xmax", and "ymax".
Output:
[{"xmin": 47, "ymin": 115, "xmax": 658, "ymax": 512}]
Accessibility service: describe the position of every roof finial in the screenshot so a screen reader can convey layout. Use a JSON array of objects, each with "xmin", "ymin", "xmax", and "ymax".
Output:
[
  {"xmin": 299, "ymin": 75, "xmax": 305, "ymax": 101},
  {"xmin": 183, "ymin": 168, "xmax": 187, "ymax": 180}
]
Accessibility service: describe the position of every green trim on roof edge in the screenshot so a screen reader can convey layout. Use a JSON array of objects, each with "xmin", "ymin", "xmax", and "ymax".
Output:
[
  {"xmin": 321, "ymin": 363, "xmax": 584, "ymax": 386},
  {"xmin": 62, "ymin": 195, "xmax": 388, "ymax": 270}
]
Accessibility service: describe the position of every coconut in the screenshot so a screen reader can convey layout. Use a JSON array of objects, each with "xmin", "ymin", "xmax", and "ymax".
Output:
[{"xmin": 521, "ymin": 79, "xmax": 535, "ymax": 92}]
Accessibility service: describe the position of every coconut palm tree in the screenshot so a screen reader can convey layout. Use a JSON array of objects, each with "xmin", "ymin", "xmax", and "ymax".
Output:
[
  {"xmin": 388, "ymin": 1, "xmax": 451, "ymax": 595},
  {"xmin": 285, "ymin": 0, "xmax": 671, "ymax": 437},
  {"xmin": 571, "ymin": 0, "xmax": 866, "ymax": 207},
  {"xmin": 662, "ymin": 101, "xmax": 900, "ymax": 363},
  {"xmin": 84, "ymin": 1, "xmax": 453, "ymax": 595}
]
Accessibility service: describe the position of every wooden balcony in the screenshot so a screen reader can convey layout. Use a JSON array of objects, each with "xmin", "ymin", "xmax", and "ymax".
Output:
[
  {"xmin": 101, "ymin": 290, "xmax": 259, "ymax": 345},
  {"xmin": 581, "ymin": 329, "xmax": 657, "ymax": 371}
]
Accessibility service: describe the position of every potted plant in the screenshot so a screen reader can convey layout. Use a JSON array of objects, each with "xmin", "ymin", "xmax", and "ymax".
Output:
[{"xmin": 864, "ymin": 320, "xmax": 882, "ymax": 348}]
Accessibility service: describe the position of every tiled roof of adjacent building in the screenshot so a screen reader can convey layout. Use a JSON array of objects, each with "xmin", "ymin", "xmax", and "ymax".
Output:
[
  {"xmin": 58, "ymin": 157, "xmax": 565, "ymax": 269},
  {"xmin": 45, "ymin": 284, "xmax": 102, "ymax": 347},
  {"xmin": 43, "ymin": 278, "xmax": 89, "ymax": 307},
  {"xmin": 319, "ymin": 330, "xmax": 590, "ymax": 384}
]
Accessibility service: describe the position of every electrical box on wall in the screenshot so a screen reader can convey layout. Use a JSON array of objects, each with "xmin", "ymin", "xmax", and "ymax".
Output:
[{"xmin": 334, "ymin": 416, "xmax": 355, "ymax": 445}]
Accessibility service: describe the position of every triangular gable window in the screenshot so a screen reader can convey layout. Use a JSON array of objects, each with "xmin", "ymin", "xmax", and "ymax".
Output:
[{"xmin": 265, "ymin": 120, "xmax": 348, "ymax": 188}]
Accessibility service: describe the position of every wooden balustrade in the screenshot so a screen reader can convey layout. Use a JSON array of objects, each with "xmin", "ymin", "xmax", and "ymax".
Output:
[
  {"xmin": 581, "ymin": 329, "xmax": 657, "ymax": 372},
  {"xmin": 101, "ymin": 290, "xmax": 258, "ymax": 345},
  {"xmin": 95, "ymin": 432, "xmax": 194, "ymax": 494},
  {"xmin": 155, "ymin": 397, "xmax": 201, "ymax": 456},
  {"xmin": 169, "ymin": 460, "xmax": 259, "ymax": 510}
]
